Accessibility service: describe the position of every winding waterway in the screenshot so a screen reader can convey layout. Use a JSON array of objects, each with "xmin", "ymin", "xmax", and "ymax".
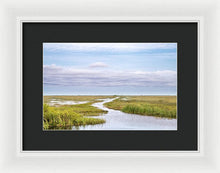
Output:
[{"xmin": 72, "ymin": 98, "xmax": 177, "ymax": 130}]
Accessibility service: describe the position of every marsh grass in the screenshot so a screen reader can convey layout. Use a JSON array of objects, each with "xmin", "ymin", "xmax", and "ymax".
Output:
[
  {"xmin": 104, "ymin": 96, "xmax": 177, "ymax": 119},
  {"xmin": 54, "ymin": 102, "xmax": 108, "ymax": 116},
  {"xmin": 43, "ymin": 96, "xmax": 108, "ymax": 130},
  {"xmin": 43, "ymin": 95, "xmax": 177, "ymax": 130}
]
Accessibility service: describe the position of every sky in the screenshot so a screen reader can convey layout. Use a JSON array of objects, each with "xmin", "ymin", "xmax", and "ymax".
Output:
[{"xmin": 43, "ymin": 43, "xmax": 177, "ymax": 95}]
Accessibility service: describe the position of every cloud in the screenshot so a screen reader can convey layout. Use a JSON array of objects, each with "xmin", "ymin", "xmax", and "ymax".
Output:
[
  {"xmin": 43, "ymin": 43, "xmax": 177, "ymax": 53},
  {"xmin": 43, "ymin": 64, "xmax": 177, "ymax": 88},
  {"xmin": 89, "ymin": 62, "xmax": 108, "ymax": 68}
]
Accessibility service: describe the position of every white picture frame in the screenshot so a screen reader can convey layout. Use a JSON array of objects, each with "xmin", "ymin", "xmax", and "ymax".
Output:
[{"xmin": 1, "ymin": 0, "xmax": 220, "ymax": 172}]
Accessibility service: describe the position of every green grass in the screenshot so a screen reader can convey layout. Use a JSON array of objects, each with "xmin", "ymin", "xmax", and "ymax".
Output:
[
  {"xmin": 43, "ymin": 95, "xmax": 177, "ymax": 130},
  {"xmin": 104, "ymin": 96, "xmax": 177, "ymax": 119},
  {"xmin": 53, "ymin": 102, "xmax": 108, "ymax": 116},
  {"xmin": 43, "ymin": 96, "xmax": 109, "ymax": 130}
]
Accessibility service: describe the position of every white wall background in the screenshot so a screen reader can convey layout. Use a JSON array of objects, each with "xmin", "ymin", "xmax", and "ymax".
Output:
[{"xmin": 0, "ymin": 0, "xmax": 220, "ymax": 172}]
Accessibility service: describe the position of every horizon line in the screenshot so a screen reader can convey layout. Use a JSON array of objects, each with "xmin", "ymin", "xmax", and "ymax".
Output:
[{"xmin": 43, "ymin": 94, "xmax": 177, "ymax": 96}]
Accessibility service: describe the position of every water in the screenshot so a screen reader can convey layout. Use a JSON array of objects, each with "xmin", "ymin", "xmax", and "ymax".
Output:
[
  {"xmin": 72, "ymin": 98, "xmax": 177, "ymax": 130},
  {"xmin": 48, "ymin": 99, "xmax": 88, "ymax": 106}
]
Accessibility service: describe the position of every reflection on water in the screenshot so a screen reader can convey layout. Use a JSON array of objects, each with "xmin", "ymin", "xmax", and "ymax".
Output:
[{"xmin": 72, "ymin": 98, "xmax": 177, "ymax": 130}]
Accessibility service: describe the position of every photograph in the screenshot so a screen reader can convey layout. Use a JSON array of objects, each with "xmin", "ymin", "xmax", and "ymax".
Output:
[{"xmin": 43, "ymin": 43, "xmax": 177, "ymax": 130}]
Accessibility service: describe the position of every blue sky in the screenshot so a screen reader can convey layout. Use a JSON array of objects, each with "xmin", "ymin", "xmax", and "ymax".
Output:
[{"xmin": 43, "ymin": 43, "xmax": 177, "ymax": 95}]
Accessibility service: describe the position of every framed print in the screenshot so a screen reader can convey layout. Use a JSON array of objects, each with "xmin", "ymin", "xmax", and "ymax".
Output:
[
  {"xmin": 22, "ymin": 22, "xmax": 197, "ymax": 151},
  {"xmin": 3, "ymin": 0, "xmax": 220, "ymax": 172}
]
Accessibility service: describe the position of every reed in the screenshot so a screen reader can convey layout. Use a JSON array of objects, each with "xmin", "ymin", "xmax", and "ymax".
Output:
[
  {"xmin": 43, "ymin": 103, "xmax": 106, "ymax": 130},
  {"xmin": 104, "ymin": 96, "xmax": 177, "ymax": 119},
  {"xmin": 122, "ymin": 104, "xmax": 176, "ymax": 118}
]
